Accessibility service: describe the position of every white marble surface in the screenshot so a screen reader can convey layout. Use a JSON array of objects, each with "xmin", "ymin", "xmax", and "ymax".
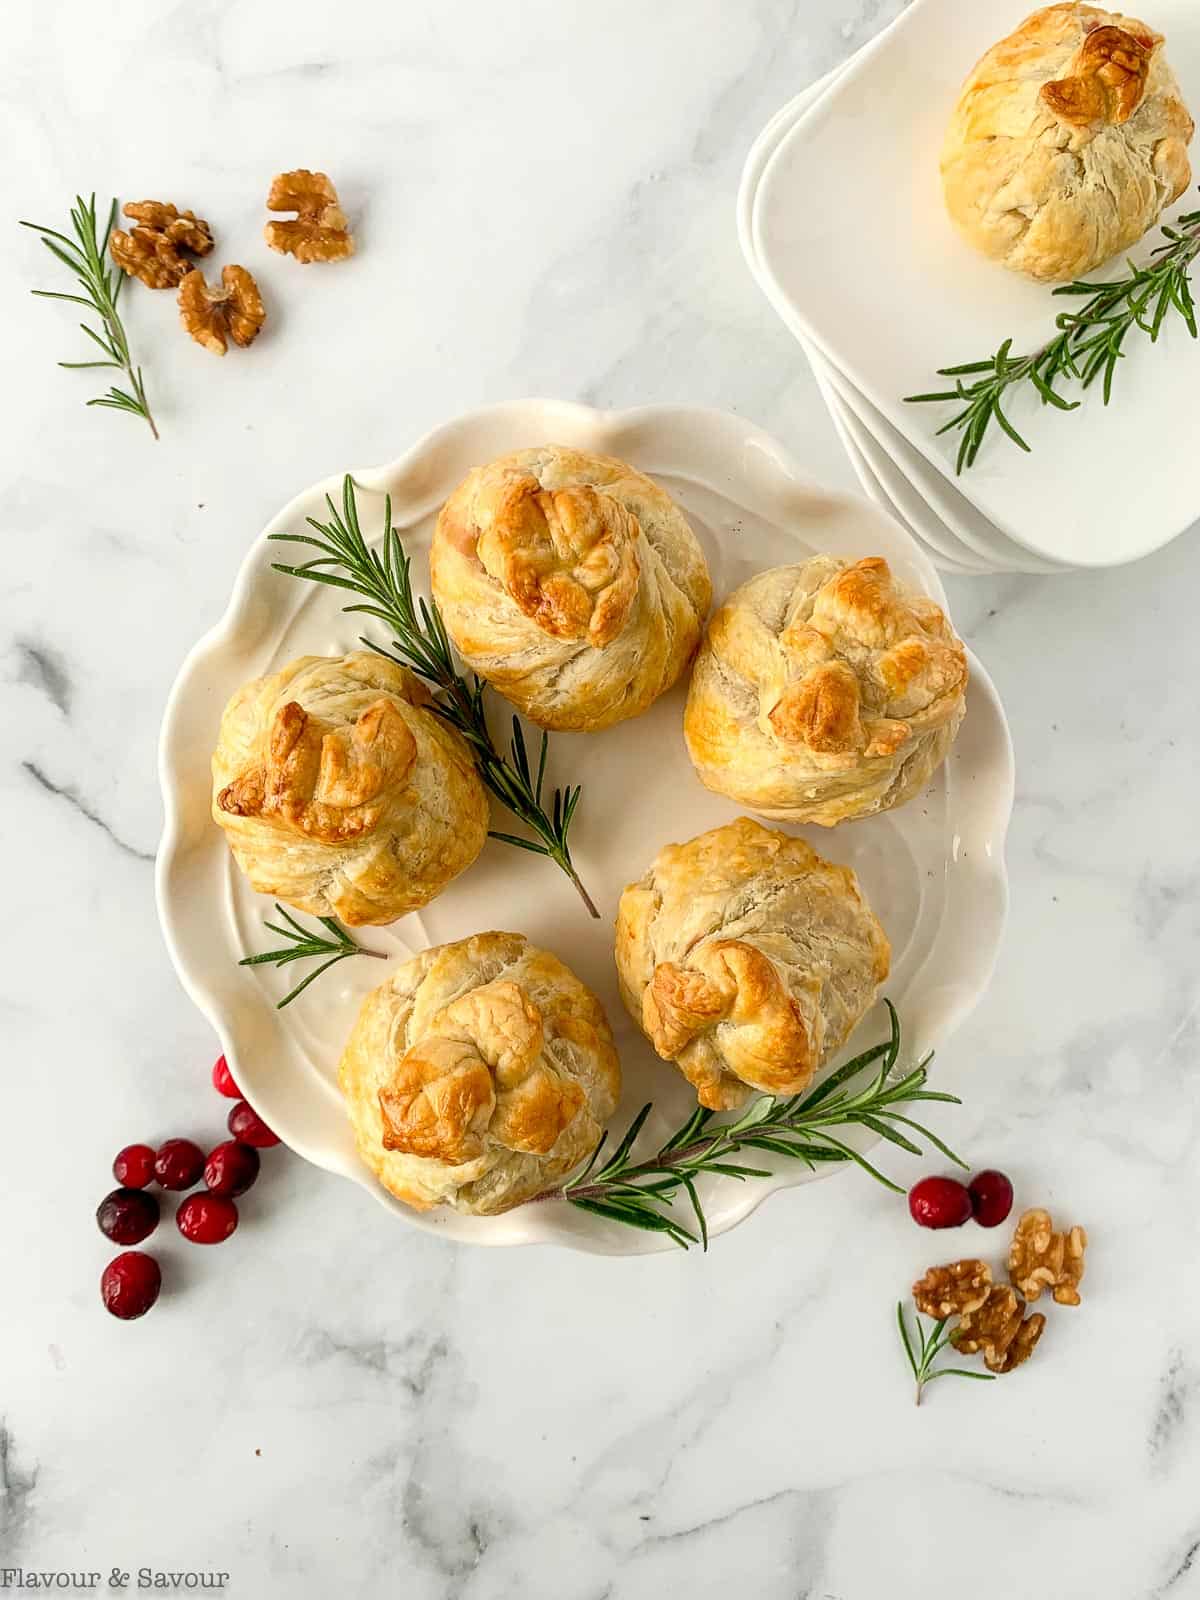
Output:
[{"xmin": 3, "ymin": 1, "xmax": 1200, "ymax": 1595}]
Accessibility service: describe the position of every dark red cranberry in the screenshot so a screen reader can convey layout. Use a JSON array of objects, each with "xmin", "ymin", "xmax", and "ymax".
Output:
[
  {"xmin": 908, "ymin": 1175, "xmax": 973, "ymax": 1230},
  {"xmin": 112, "ymin": 1143, "xmax": 157, "ymax": 1189},
  {"xmin": 176, "ymin": 1192, "xmax": 239, "ymax": 1245},
  {"xmin": 968, "ymin": 1169, "xmax": 1014, "ymax": 1228},
  {"xmin": 153, "ymin": 1138, "xmax": 206, "ymax": 1190},
  {"xmin": 227, "ymin": 1101, "xmax": 280, "ymax": 1149},
  {"xmin": 204, "ymin": 1141, "xmax": 260, "ymax": 1198},
  {"xmin": 212, "ymin": 1054, "xmax": 241, "ymax": 1100},
  {"xmin": 96, "ymin": 1187, "xmax": 160, "ymax": 1245},
  {"xmin": 101, "ymin": 1252, "xmax": 161, "ymax": 1320}
]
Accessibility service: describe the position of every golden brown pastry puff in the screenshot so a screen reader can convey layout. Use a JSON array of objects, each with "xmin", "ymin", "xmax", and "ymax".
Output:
[
  {"xmin": 429, "ymin": 445, "xmax": 712, "ymax": 731},
  {"xmin": 683, "ymin": 557, "xmax": 968, "ymax": 826},
  {"xmin": 615, "ymin": 819, "xmax": 890, "ymax": 1112},
  {"xmin": 338, "ymin": 932, "xmax": 621, "ymax": 1213},
  {"xmin": 212, "ymin": 652, "xmax": 488, "ymax": 926},
  {"xmin": 941, "ymin": 4, "xmax": 1193, "ymax": 282}
]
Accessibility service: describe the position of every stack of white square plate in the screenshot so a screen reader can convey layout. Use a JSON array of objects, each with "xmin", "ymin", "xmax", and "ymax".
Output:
[{"xmin": 739, "ymin": 0, "xmax": 1200, "ymax": 576}]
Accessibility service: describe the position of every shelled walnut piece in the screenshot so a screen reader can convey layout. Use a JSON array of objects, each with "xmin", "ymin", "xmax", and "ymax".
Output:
[
  {"xmin": 952, "ymin": 1284, "xmax": 1046, "ymax": 1374},
  {"xmin": 1009, "ymin": 1208, "xmax": 1088, "ymax": 1306},
  {"xmin": 912, "ymin": 1258, "xmax": 992, "ymax": 1320},
  {"xmin": 264, "ymin": 170, "xmax": 354, "ymax": 262},
  {"xmin": 110, "ymin": 201, "xmax": 213, "ymax": 289},
  {"xmin": 178, "ymin": 266, "xmax": 265, "ymax": 356}
]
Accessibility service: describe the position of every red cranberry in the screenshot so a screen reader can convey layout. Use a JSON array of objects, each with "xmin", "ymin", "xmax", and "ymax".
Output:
[
  {"xmin": 204, "ymin": 1141, "xmax": 260, "ymax": 1198},
  {"xmin": 968, "ymin": 1169, "xmax": 1015, "ymax": 1228},
  {"xmin": 153, "ymin": 1138, "xmax": 205, "ymax": 1190},
  {"xmin": 101, "ymin": 1252, "xmax": 161, "ymax": 1320},
  {"xmin": 227, "ymin": 1101, "xmax": 280, "ymax": 1148},
  {"xmin": 908, "ymin": 1175, "xmax": 973, "ymax": 1230},
  {"xmin": 212, "ymin": 1054, "xmax": 241, "ymax": 1100},
  {"xmin": 176, "ymin": 1193, "xmax": 239, "ymax": 1245},
  {"xmin": 112, "ymin": 1143, "xmax": 157, "ymax": 1189},
  {"xmin": 96, "ymin": 1187, "xmax": 160, "ymax": 1245}
]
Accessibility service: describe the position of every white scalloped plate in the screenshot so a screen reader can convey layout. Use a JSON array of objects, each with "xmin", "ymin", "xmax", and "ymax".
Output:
[{"xmin": 156, "ymin": 400, "xmax": 1013, "ymax": 1255}]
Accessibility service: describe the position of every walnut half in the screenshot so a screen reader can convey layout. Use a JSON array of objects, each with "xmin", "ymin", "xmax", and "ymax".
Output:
[
  {"xmin": 952, "ymin": 1284, "xmax": 1046, "ymax": 1374},
  {"xmin": 912, "ymin": 1259, "xmax": 992, "ymax": 1320},
  {"xmin": 264, "ymin": 170, "xmax": 354, "ymax": 263},
  {"xmin": 1009, "ymin": 1207, "xmax": 1088, "ymax": 1306},
  {"xmin": 1040, "ymin": 25, "xmax": 1157, "ymax": 128},
  {"xmin": 110, "ymin": 200, "xmax": 213, "ymax": 289},
  {"xmin": 178, "ymin": 266, "xmax": 265, "ymax": 356}
]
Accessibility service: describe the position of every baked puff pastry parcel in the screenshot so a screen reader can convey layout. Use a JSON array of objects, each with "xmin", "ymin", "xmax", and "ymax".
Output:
[
  {"xmin": 941, "ymin": 4, "xmax": 1194, "ymax": 282},
  {"xmin": 429, "ymin": 445, "xmax": 712, "ymax": 731},
  {"xmin": 615, "ymin": 819, "xmax": 890, "ymax": 1111},
  {"xmin": 212, "ymin": 652, "xmax": 488, "ymax": 925},
  {"xmin": 684, "ymin": 557, "xmax": 968, "ymax": 826},
  {"xmin": 338, "ymin": 933, "xmax": 621, "ymax": 1213}
]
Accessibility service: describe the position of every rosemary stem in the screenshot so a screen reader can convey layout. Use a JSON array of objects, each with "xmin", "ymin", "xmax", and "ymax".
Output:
[
  {"xmin": 906, "ymin": 197, "xmax": 1200, "ymax": 470},
  {"xmin": 22, "ymin": 195, "xmax": 159, "ymax": 439},
  {"xmin": 532, "ymin": 1121, "xmax": 764, "ymax": 1206},
  {"xmin": 533, "ymin": 1122, "xmax": 832, "ymax": 1205},
  {"xmin": 523, "ymin": 1007, "xmax": 962, "ymax": 1247},
  {"xmin": 135, "ymin": 372, "xmax": 159, "ymax": 440},
  {"xmin": 558, "ymin": 856, "xmax": 600, "ymax": 919},
  {"xmin": 268, "ymin": 479, "xmax": 593, "ymax": 911}
]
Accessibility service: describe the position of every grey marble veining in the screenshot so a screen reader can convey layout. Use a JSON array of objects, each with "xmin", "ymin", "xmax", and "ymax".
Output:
[{"xmin": 3, "ymin": 0, "xmax": 1200, "ymax": 1595}]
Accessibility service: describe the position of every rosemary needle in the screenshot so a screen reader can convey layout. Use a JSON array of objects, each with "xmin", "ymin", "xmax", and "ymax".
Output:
[
  {"xmin": 906, "ymin": 197, "xmax": 1200, "ymax": 473},
  {"xmin": 533, "ymin": 1001, "xmax": 964, "ymax": 1249},
  {"xmin": 239, "ymin": 904, "xmax": 385, "ymax": 1009},
  {"xmin": 269, "ymin": 476, "xmax": 598, "ymax": 917},
  {"xmin": 20, "ymin": 194, "xmax": 159, "ymax": 439}
]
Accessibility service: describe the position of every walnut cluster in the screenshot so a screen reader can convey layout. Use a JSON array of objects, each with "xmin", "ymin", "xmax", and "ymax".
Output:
[
  {"xmin": 264, "ymin": 170, "xmax": 355, "ymax": 263},
  {"xmin": 910, "ymin": 1206, "xmax": 1087, "ymax": 1385},
  {"xmin": 106, "ymin": 168, "xmax": 355, "ymax": 361},
  {"xmin": 110, "ymin": 200, "xmax": 214, "ymax": 289}
]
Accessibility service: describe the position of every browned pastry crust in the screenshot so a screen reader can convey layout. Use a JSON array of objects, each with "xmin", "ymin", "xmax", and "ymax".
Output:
[
  {"xmin": 683, "ymin": 556, "xmax": 968, "ymax": 826},
  {"xmin": 614, "ymin": 818, "xmax": 890, "ymax": 1110},
  {"xmin": 941, "ymin": 4, "xmax": 1194, "ymax": 281},
  {"xmin": 338, "ymin": 932, "xmax": 621, "ymax": 1213},
  {"xmin": 430, "ymin": 445, "xmax": 712, "ymax": 731},
  {"xmin": 218, "ymin": 698, "xmax": 418, "ymax": 844},
  {"xmin": 211, "ymin": 652, "xmax": 488, "ymax": 925}
]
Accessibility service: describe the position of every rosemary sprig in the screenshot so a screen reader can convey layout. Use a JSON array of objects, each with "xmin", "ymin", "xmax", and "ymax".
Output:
[
  {"xmin": 239, "ymin": 904, "xmax": 385, "ymax": 1008},
  {"xmin": 20, "ymin": 194, "xmax": 159, "ymax": 439},
  {"xmin": 906, "ymin": 198, "xmax": 1200, "ymax": 472},
  {"xmin": 534, "ymin": 1001, "xmax": 964, "ymax": 1249},
  {"xmin": 268, "ymin": 476, "xmax": 598, "ymax": 917},
  {"xmin": 896, "ymin": 1302, "xmax": 995, "ymax": 1406}
]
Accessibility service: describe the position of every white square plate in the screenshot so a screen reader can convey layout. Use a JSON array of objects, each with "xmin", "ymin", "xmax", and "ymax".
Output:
[
  {"xmin": 751, "ymin": 0, "xmax": 1200, "ymax": 567},
  {"xmin": 818, "ymin": 357, "xmax": 1072, "ymax": 574},
  {"xmin": 738, "ymin": 49, "xmax": 1067, "ymax": 574}
]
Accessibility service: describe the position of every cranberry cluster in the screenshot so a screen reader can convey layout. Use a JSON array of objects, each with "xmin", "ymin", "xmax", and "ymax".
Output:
[
  {"xmin": 908, "ymin": 1169, "xmax": 1014, "ymax": 1231},
  {"xmin": 98, "ymin": 1056, "xmax": 280, "ymax": 1320}
]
